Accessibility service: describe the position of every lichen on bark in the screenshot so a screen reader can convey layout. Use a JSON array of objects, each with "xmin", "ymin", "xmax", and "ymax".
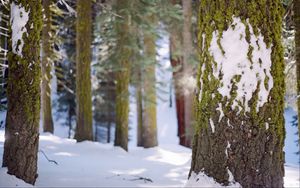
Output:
[
  {"xmin": 190, "ymin": 0, "xmax": 285, "ymax": 187},
  {"xmin": 2, "ymin": 0, "xmax": 42, "ymax": 185},
  {"xmin": 74, "ymin": 0, "xmax": 93, "ymax": 141}
]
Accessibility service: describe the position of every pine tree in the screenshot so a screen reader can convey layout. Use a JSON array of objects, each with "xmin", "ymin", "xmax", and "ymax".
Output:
[
  {"xmin": 190, "ymin": 0, "xmax": 285, "ymax": 187},
  {"xmin": 2, "ymin": 0, "xmax": 42, "ymax": 185},
  {"xmin": 74, "ymin": 0, "xmax": 93, "ymax": 141},
  {"xmin": 142, "ymin": 13, "xmax": 158, "ymax": 148},
  {"xmin": 181, "ymin": 0, "xmax": 194, "ymax": 147},
  {"xmin": 41, "ymin": 0, "xmax": 54, "ymax": 133},
  {"xmin": 114, "ymin": 0, "xmax": 131, "ymax": 151}
]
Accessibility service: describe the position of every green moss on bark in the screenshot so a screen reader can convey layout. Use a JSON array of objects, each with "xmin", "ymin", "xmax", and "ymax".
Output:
[
  {"xmin": 190, "ymin": 0, "xmax": 285, "ymax": 187},
  {"xmin": 114, "ymin": 0, "xmax": 131, "ymax": 151},
  {"xmin": 74, "ymin": 0, "xmax": 93, "ymax": 141},
  {"xmin": 3, "ymin": 0, "xmax": 42, "ymax": 185}
]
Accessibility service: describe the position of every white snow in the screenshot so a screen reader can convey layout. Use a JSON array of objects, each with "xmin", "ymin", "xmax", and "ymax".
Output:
[
  {"xmin": 209, "ymin": 118, "xmax": 215, "ymax": 133},
  {"xmin": 10, "ymin": 2, "xmax": 29, "ymax": 57},
  {"xmin": 209, "ymin": 17, "xmax": 273, "ymax": 114}
]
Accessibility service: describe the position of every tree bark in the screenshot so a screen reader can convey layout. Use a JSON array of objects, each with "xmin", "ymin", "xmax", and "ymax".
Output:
[
  {"xmin": 190, "ymin": 1, "xmax": 285, "ymax": 187},
  {"xmin": 2, "ymin": 0, "xmax": 42, "ymax": 185},
  {"xmin": 74, "ymin": 0, "xmax": 93, "ymax": 141},
  {"xmin": 142, "ymin": 14, "xmax": 158, "ymax": 148},
  {"xmin": 41, "ymin": 0, "xmax": 54, "ymax": 133},
  {"xmin": 114, "ymin": 0, "xmax": 131, "ymax": 151},
  {"xmin": 295, "ymin": 0, "xmax": 300, "ymax": 151}
]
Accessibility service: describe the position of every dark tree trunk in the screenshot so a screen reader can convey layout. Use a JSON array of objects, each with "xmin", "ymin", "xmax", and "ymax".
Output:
[
  {"xmin": 190, "ymin": 0, "xmax": 285, "ymax": 187},
  {"xmin": 136, "ymin": 66, "xmax": 143, "ymax": 147},
  {"xmin": 41, "ymin": 0, "xmax": 54, "ymax": 133},
  {"xmin": 74, "ymin": 0, "xmax": 93, "ymax": 141},
  {"xmin": 2, "ymin": 0, "xmax": 42, "ymax": 185}
]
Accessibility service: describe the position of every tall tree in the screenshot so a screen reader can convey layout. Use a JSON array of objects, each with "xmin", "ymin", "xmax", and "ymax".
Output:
[
  {"xmin": 190, "ymin": 0, "xmax": 285, "ymax": 187},
  {"xmin": 41, "ymin": 0, "xmax": 54, "ymax": 133},
  {"xmin": 181, "ymin": 0, "xmax": 194, "ymax": 147},
  {"xmin": 295, "ymin": 0, "xmax": 300, "ymax": 148},
  {"xmin": 74, "ymin": 0, "xmax": 93, "ymax": 141},
  {"xmin": 114, "ymin": 0, "xmax": 131, "ymax": 151},
  {"xmin": 142, "ymin": 14, "xmax": 158, "ymax": 148},
  {"xmin": 2, "ymin": 0, "xmax": 42, "ymax": 185}
]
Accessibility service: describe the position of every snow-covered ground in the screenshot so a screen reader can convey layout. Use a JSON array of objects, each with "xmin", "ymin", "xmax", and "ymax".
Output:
[{"xmin": 0, "ymin": 34, "xmax": 299, "ymax": 187}]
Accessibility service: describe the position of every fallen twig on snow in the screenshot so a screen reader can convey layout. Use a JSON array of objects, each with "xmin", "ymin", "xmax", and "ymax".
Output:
[{"xmin": 39, "ymin": 149, "xmax": 58, "ymax": 165}]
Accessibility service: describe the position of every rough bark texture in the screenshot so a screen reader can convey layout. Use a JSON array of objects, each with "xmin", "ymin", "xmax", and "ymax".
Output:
[
  {"xmin": 295, "ymin": 0, "xmax": 300, "ymax": 150},
  {"xmin": 41, "ymin": 0, "xmax": 54, "ymax": 133},
  {"xmin": 114, "ymin": 0, "xmax": 131, "ymax": 151},
  {"xmin": 142, "ymin": 15, "xmax": 158, "ymax": 148},
  {"xmin": 182, "ymin": 0, "xmax": 194, "ymax": 148},
  {"xmin": 2, "ymin": 0, "xmax": 42, "ymax": 185},
  {"xmin": 190, "ymin": 1, "xmax": 285, "ymax": 187},
  {"xmin": 74, "ymin": 0, "xmax": 93, "ymax": 142}
]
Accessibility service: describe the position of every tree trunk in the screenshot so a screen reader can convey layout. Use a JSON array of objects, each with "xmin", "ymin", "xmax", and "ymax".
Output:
[
  {"xmin": 2, "ymin": 0, "xmax": 42, "ymax": 185},
  {"xmin": 136, "ymin": 66, "xmax": 143, "ymax": 147},
  {"xmin": 114, "ymin": 0, "xmax": 131, "ymax": 151},
  {"xmin": 190, "ymin": 1, "xmax": 285, "ymax": 187},
  {"xmin": 169, "ymin": 33, "xmax": 185, "ymax": 144},
  {"xmin": 74, "ymin": 0, "xmax": 93, "ymax": 142},
  {"xmin": 142, "ymin": 15, "xmax": 158, "ymax": 148},
  {"xmin": 295, "ymin": 0, "xmax": 300, "ymax": 151},
  {"xmin": 182, "ymin": 0, "xmax": 193, "ymax": 147},
  {"xmin": 41, "ymin": 0, "xmax": 54, "ymax": 133}
]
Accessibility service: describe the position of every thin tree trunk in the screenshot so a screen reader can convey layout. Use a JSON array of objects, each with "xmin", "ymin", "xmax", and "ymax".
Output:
[
  {"xmin": 182, "ymin": 0, "xmax": 193, "ymax": 147},
  {"xmin": 74, "ymin": 0, "xmax": 93, "ymax": 141},
  {"xmin": 41, "ymin": 0, "xmax": 54, "ymax": 133},
  {"xmin": 142, "ymin": 15, "xmax": 158, "ymax": 148},
  {"xmin": 136, "ymin": 66, "xmax": 143, "ymax": 146},
  {"xmin": 114, "ymin": 0, "xmax": 131, "ymax": 151},
  {"xmin": 295, "ymin": 0, "xmax": 300, "ymax": 152},
  {"xmin": 2, "ymin": 0, "xmax": 42, "ymax": 185},
  {"xmin": 190, "ymin": 1, "xmax": 285, "ymax": 187},
  {"xmin": 169, "ymin": 1, "xmax": 186, "ymax": 145}
]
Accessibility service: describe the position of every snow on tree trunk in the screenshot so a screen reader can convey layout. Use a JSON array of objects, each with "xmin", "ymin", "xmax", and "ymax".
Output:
[
  {"xmin": 114, "ymin": 0, "xmax": 131, "ymax": 151},
  {"xmin": 74, "ymin": 0, "xmax": 93, "ymax": 141},
  {"xmin": 41, "ymin": 0, "xmax": 54, "ymax": 133},
  {"xmin": 2, "ymin": 0, "xmax": 42, "ymax": 185},
  {"xmin": 190, "ymin": 1, "xmax": 285, "ymax": 187},
  {"xmin": 142, "ymin": 14, "xmax": 158, "ymax": 148}
]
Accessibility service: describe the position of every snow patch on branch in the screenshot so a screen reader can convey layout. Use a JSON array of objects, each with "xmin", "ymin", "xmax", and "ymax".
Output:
[
  {"xmin": 209, "ymin": 17, "xmax": 273, "ymax": 113},
  {"xmin": 10, "ymin": 2, "xmax": 30, "ymax": 57}
]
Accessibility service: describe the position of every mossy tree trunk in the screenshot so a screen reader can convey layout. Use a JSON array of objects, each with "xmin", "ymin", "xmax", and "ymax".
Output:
[
  {"xmin": 41, "ymin": 0, "xmax": 54, "ymax": 133},
  {"xmin": 295, "ymin": 0, "xmax": 300, "ymax": 149},
  {"xmin": 190, "ymin": 0, "xmax": 285, "ymax": 187},
  {"xmin": 182, "ymin": 0, "xmax": 193, "ymax": 147},
  {"xmin": 2, "ymin": 0, "xmax": 42, "ymax": 185},
  {"xmin": 74, "ymin": 0, "xmax": 93, "ymax": 141},
  {"xmin": 114, "ymin": 0, "xmax": 131, "ymax": 151},
  {"xmin": 142, "ymin": 15, "xmax": 158, "ymax": 148}
]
